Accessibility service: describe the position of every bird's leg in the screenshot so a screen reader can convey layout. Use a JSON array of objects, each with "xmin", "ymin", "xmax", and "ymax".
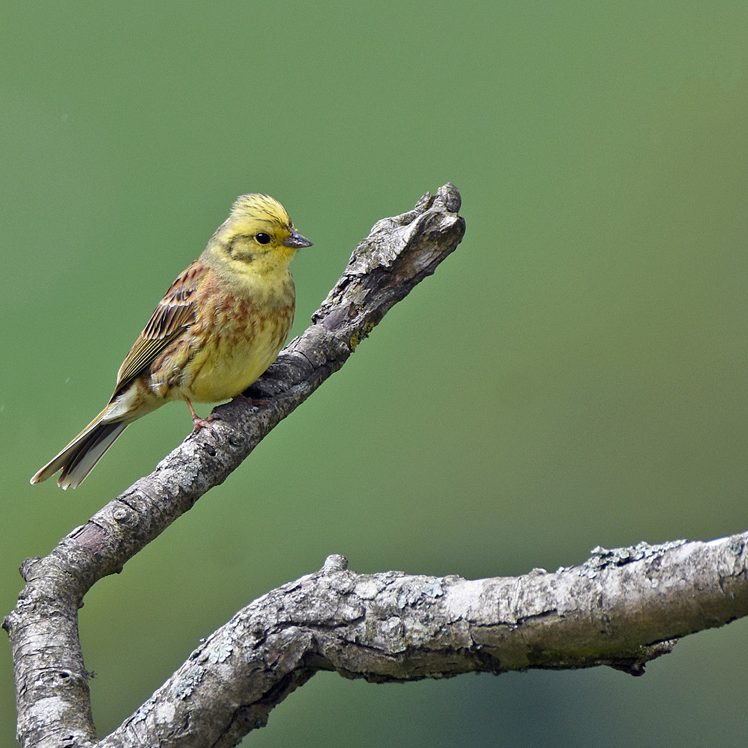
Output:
[{"xmin": 186, "ymin": 399, "xmax": 217, "ymax": 432}]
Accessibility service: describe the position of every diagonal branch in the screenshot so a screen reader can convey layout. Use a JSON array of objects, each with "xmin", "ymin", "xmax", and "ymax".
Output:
[
  {"xmin": 4, "ymin": 184, "xmax": 466, "ymax": 748},
  {"xmin": 105, "ymin": 532, "xmax": 748, "ymax": 747}
]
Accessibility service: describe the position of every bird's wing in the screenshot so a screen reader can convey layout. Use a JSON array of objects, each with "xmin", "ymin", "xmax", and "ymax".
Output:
[{"xmin": 114, "ymin": 261, "xmax": 204, "ymax": 391}]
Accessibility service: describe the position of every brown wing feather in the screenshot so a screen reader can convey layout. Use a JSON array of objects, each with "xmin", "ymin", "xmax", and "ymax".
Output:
[{"xmin": 115, "ymin": 261, "xmax": 204, "ymax": 390}]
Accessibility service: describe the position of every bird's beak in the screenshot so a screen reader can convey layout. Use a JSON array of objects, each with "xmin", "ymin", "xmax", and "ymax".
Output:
[{"xmin": 283, "ymin": 229, "xmax": 313, "ymax": 249}]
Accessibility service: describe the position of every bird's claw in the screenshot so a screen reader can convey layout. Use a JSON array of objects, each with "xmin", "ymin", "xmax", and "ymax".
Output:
[{"xmin": 191, "ymin": 414, "xmax": 220, "ymax": 433}]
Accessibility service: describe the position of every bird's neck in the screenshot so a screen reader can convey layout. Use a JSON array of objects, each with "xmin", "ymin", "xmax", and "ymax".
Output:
[{"xmin": 201, "ymin": 241, "xmax": 295, "ymax": 306}]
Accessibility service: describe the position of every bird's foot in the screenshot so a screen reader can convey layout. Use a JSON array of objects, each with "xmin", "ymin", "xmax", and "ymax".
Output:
[
  {"xmin": 191, "ymin": 414, "xmax": 219, "ymax": 433},
  {"xmin": 185, "ymin": 399, "xmax": 220, "ymax": 432}
]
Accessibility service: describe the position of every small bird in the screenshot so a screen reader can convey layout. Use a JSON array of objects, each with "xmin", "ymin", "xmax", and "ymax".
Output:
[{"xmin": 31, "ymin": 193, "xmax": 312, "ymax": 489}]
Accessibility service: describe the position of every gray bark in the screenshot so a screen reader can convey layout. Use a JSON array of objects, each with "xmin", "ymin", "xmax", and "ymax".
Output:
[
  {"xmin": 4, "ymin": 184, "xmax": 748, "ymax": 747},
  {"xmin": 100, "ymin": 537, "xmax": 748, "ymax": 747}
]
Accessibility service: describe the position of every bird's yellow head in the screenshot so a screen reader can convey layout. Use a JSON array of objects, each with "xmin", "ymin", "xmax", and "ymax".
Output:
[{"xmin": 210, "ymin": 193, "xmax": 312, "ymax": 273}]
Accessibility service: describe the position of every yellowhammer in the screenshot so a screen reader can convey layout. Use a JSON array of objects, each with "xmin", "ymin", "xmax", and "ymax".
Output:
[{"xmin": 31, "ymin": 193, "xmax": 312, "ymax": 489}]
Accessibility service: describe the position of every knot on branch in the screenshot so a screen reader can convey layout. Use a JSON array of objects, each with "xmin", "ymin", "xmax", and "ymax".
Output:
[{"xmin": 322, "ymin": 554, "xmax": 349, "ymax": 574}]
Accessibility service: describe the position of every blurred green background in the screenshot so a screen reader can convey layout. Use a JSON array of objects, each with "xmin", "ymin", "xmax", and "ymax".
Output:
[{"xmin": 2, "ymin": 1, "xmax": 748, "ymax": 745}]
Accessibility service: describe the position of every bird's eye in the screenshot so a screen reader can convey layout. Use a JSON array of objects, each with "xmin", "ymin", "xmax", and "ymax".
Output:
[{"xmin": 255, "ymin": 232, "xmax": 271, "ymax": 245}]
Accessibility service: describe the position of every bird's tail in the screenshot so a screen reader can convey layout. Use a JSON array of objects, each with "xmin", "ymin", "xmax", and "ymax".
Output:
[{"xmin": 30, "ymin": 407, "xmax": 128, "ymax": 490}]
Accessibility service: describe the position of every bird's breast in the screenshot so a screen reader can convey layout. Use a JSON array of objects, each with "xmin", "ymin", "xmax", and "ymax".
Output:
[{"xmin": 180, "ymin": 293, "xmax": 294, "ymax": 403}]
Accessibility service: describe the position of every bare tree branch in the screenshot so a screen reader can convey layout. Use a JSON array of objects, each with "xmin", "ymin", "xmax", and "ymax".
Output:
[
  {"xmin": 6, "ymin": 185, "xmax": 747, "ymax": 748},
  {"xmin": 4, "ymin": 184, "xmax": 466, "ymax": 748},
  {"xmin": 93, "ymin": 533, "xmax": 748, "ymax": 747}
]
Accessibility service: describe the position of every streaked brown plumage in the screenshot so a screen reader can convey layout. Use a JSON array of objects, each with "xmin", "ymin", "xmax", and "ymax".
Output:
[{"xmin": 31, "ymin": 193, "xmax": 312, "ymax": 489}]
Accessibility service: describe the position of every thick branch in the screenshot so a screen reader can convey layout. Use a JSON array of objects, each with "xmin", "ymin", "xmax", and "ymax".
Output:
[
  {"xmin": 4, "ymin": 185, "xmax": 466, "ymax": 748},
  {"xmin": 101, "ymin": 533, "xmax": 748, "ymax": 747}
]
